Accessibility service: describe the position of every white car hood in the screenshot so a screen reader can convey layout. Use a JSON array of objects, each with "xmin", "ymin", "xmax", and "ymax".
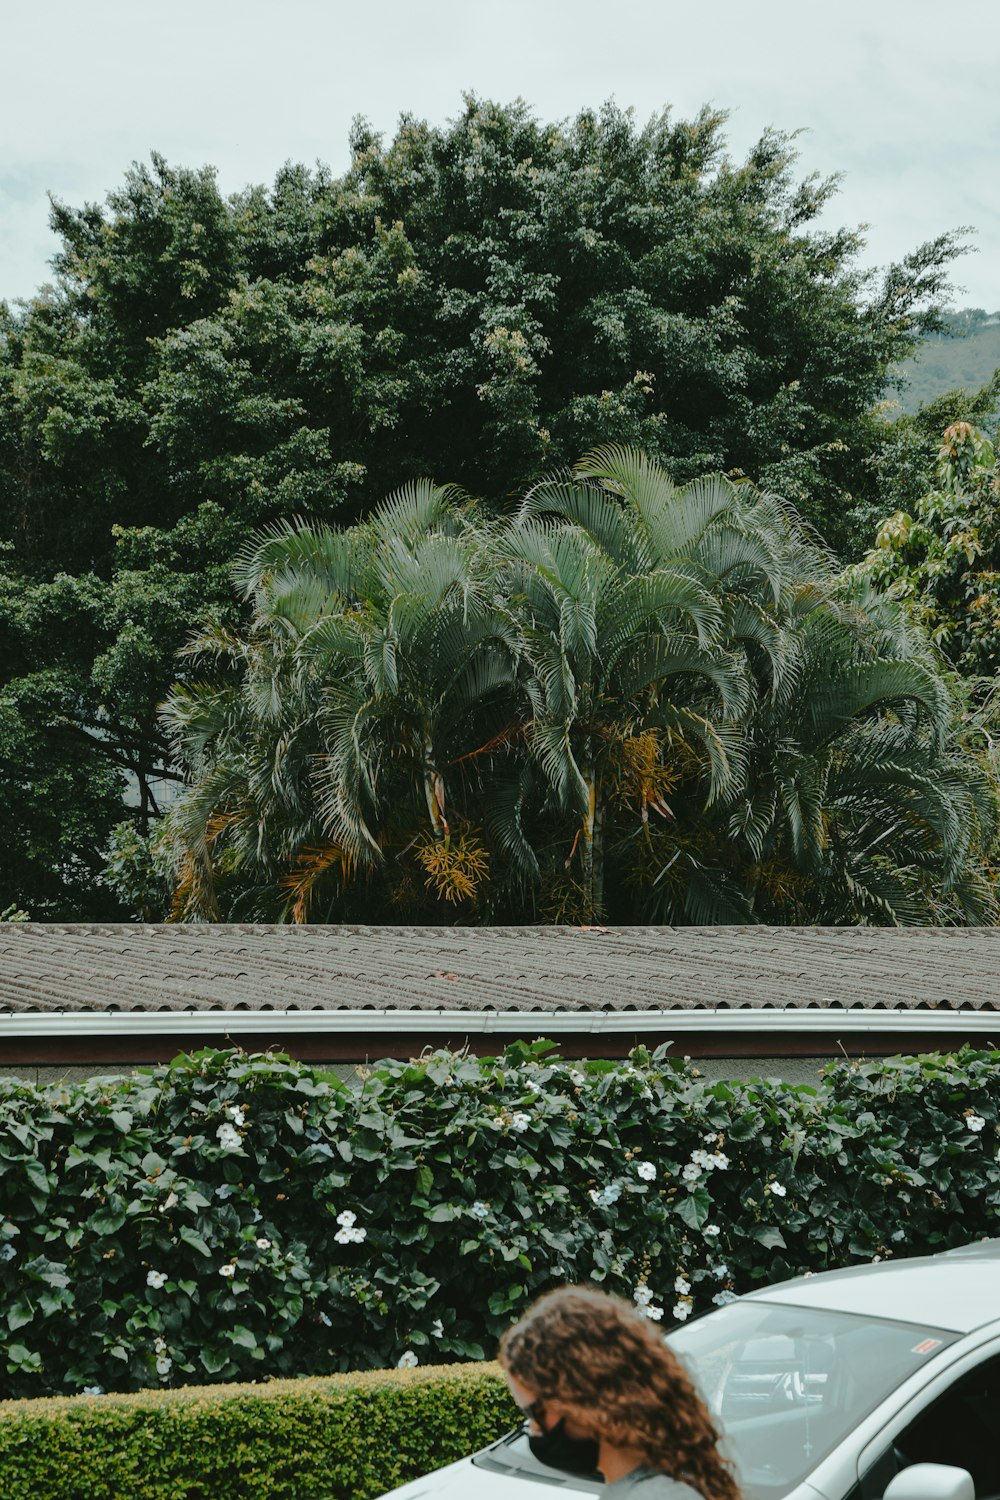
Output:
[{"xmin": 378, "ymin": 1451, "xmax": 596, "ymax": 1499}]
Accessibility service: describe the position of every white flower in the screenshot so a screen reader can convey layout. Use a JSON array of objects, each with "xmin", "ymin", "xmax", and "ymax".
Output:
[
  {"xmin": 704, "ymin": 1224, "xmax": 721, "ymax": 1237},
  {"xmin": 219, "ymin": 1264, "xmax": 236, "ymax": 1278},
  {"xmin": 510, "ymin": 1112, "xmax": 531, "ymax": 1132},
  {"xmin": 712, "ymin": 1290, "xmax": 739, "ymax": 1306},
  {"xmin": 155, "ymin": 1355, "xmax": 172, "ymax": 1377},
  {"xmin": 227, "ymin": 1105, "xmax": 246, "ymax": 1127},
  {"xmin": 704, "ymin": 1132, "xmax": 719, "ymax": 1145},
  {"xmin": 431, "ymin": 1318, "xmax": 444, "ymax": 1338},
  {"xmin": 674, "ymin": 1275, "xmax": 691, "ymax": 1295},
  {"xmin": 633, "ymin": 1285, "xmax": 653, "ymax": 1306},
  {"xmin": 160, "ymin": 1191, "xmax": 178, "ymax": 1212},
  {"xmin": 681, "ymin": 1163, "xmax": 701, "ymax": 1182},
  {"xmin": 146, "ymin": 1269, "xmax": 167, "ymax": 1289},
  {"xmin": 153, "ymin": 1336, "xmax": 167, "ymax": 1353},
  {"xmin": 525, "ymin": 1078, "xmax": 543, "ymax": 1094},
  {"xmin": 714, "ymin": 1263, "xmax": 729, "ymax": 1279},
  {"xmin": 768, "ymin": 1181, "xmax": 787, "ymax": 1198},
  {"xmin": 966, "ymin": 1114, "xmax": 986, "ymax": 1133},
  {"xmin": 644, "ymin": 1304, "xmax": 665, "ymax": 1321},
  {"xmin": 336, "ymin": 1210, "xmax": 357, "ymax": 1228},
  {"xmin": 470, "ymin": 1200, "xmax": 489, "ymax": 1219},
  {"xmin": 487, "ymin": 1115, "xmax": 504, "ymax": 1130},
  {"xmin": 82, "ymin": 1385, "xmax": 104, "ymax": 1396},
  {"xmin": 216, "ymin": 1123, "xmax": 241, "ymax": 1151},
  {"xmin": 568, "ymin": 1069, "xmax": 585, "ymax": 1086},
  {"xmin": 335, "ymin": 1225, "xmax": 367, "ymax": 1245},
  {"xmin": 636, "ymin": 1161, "xmax": 656, "ymax": 1181},
  {"xmin": 671, "ymin": 1302, "xmax": 690, "ymax": 1321},
  {"xmin": 215, "ymin": 1184, "xmax": 234, "ymax": 1200},
  {"xmin": 691, "ymin": 1148, "xmax": 729, "ymax": 1172},
  {"xmin": 891, "ymin": 1229, "xmax": 906, "ymax": 1242},
  {"xmin": 0, "ymin": 1243, "xmax": 16, "ymax": 1262},
  {"xmin": 397, "ymin": 1350, "xmax": 418, "ymax": 1368},
  {"xmin": 255, "ymin": 1237, "xmax": 271, "ymax": 1251}
]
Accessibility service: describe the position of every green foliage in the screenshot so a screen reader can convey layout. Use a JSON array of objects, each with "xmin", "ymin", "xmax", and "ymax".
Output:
[
  {"xmin": 0, "ymin": 1364, "xmax": 518, "ymax": 1500},
  {"xmin": 5, "ymin": 1044, "xmax": 1000, "ymax": 1404},
  {"xmin": 161, "ymin": 452, "xmax": 998, "ymax": 926},
  {"xmin": 102, "ymin": 822, "xmax": 176, "ymax": 924},
  {"xmin": 860, "ymin": 422, "xmax": 1000, "ymax": 680},
  {"xmin": 0, "ymin": 101, "xmax": 967, "ymax": 916}
]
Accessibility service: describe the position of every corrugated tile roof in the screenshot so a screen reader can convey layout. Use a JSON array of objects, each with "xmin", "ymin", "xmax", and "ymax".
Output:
[{"xmin": 0, "ymin": 923, "xmax": 996, "ymax": 1019}]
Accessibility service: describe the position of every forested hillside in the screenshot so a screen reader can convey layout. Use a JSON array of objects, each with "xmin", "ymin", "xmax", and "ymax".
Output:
[{"xmin": 895, "ymin": 309, "xmax": 1000, "ymax": 414}]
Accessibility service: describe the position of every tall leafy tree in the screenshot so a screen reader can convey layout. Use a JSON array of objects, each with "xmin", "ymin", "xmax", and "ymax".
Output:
[{"xmin": 862, "ymin": 421, "xmax": 1000, "ymax": 681}]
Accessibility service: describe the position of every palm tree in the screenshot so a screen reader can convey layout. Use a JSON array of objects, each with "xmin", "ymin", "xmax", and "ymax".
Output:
[
  {"xmin": 504, "ymin": 448, "xmax": 829, "ymax": 919},
  {"xmin": 163, "ymin": 481, "xmax": 520, "ymax": 919},
  {"xmin": 160, "ymin": 453, "xmax": 997, "ymax": 924},
  {"xmin": 729, "ymin": 581, "xmax": 997, "ymax": 924}
]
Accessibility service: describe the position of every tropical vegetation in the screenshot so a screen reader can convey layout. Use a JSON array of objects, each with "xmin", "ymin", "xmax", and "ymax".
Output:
[
  {"xmin": 861, "ymin": 420, "xmax": 1000, "ymax": 683},
  {"xmin": 0, "ymin": 96, "xmax": 975, "ymax": 919},
  {"xmin": 149, "ymin": 448, "xmax": 997, "ymax": 926}
]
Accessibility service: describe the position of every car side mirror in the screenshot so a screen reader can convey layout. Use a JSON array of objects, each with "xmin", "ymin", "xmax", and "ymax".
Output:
[{"xmin": 883, "ymin": 1465, "xmax": 975, "ymax": 1500}]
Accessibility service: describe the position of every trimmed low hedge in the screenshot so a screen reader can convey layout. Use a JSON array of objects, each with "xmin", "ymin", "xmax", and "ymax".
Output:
[
  {"xmin": 0, "ymin": 1362, "xmax": 517, "ymax": 1500},
  {"xmin": 3, "ymin": 1040, "xmax": 1000, "ymax": 1400}
]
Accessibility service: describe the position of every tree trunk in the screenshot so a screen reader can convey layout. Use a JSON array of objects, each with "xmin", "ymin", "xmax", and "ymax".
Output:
[
  {"xmin": 579, "ymin": 762, "xmax": 604, "ymax": 919},
  {"xmin": 422, "ymin": 731, "xmax": 449, "ymax": 843}
]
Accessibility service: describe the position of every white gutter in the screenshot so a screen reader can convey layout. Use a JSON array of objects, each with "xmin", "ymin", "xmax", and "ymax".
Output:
[{"xmin": 0, "ymin": 1007, "xmax": 998, "ymax": 1038}]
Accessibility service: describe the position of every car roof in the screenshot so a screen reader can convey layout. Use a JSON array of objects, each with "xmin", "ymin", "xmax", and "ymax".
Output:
[{"xmin": 743, "ymin": 1240, "xmax": 1000, "ymax": 1334}]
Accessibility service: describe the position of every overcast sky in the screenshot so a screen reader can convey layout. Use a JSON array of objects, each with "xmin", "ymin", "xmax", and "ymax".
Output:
[{"xmin": 2, "ymin": 0, "xmax": 998, "ymax": 309}]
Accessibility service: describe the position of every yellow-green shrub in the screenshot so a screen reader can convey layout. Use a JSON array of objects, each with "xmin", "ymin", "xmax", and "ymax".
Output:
[{"xmin": 0, "ymin": 1362, "xmax": 518, "ymax": 1500}]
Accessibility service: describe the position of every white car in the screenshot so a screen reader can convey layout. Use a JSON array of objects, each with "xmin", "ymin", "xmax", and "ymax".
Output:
[{"xmin": 379, "ymin": 1240, "xmax": 1000, "ymax": 1500}]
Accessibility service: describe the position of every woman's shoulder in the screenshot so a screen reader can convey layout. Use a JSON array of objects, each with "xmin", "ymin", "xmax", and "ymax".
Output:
[{"xmin": 605, "ymin": 1469, "xmax": 704, "ymax": 1499}]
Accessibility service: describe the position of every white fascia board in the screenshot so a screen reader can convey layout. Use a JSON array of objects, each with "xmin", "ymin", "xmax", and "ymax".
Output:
[{"xmin": 0, "ymin": 1007, "xmax": 997, "ymax": 1038}]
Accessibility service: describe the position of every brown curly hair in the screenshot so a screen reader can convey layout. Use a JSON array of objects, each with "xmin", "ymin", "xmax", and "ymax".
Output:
[{"xmin": 498, "ymin": 1287, "xmax": 741, "ymax": 1500}]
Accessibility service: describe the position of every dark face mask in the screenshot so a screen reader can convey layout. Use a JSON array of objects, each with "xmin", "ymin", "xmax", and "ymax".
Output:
[{"xmin": 528, "ymin": 1417, "xmax": 601, "ymax": 1477}]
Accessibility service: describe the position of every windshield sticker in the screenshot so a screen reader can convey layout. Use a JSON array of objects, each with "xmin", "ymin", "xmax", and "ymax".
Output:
[{"xmin": 911, "ymin": 1339, "xmax": 943, "ymax": 1355}]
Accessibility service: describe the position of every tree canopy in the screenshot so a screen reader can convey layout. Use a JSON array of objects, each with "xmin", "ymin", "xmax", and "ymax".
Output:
[{"xmin": 0, "ymin": 97, "xmax": 973, "ymax": 917}]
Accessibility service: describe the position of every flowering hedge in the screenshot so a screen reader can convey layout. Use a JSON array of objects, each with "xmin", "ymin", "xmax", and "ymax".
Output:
[{"xmin": 2, "ymin": 1041, "xmax": 1000, "ymax": 1400}]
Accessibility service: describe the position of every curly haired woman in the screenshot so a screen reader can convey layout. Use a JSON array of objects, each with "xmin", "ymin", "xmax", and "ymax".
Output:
[{"xmin": 498, "ymin": 1286, "xmax": 741, "ymax": 1499}]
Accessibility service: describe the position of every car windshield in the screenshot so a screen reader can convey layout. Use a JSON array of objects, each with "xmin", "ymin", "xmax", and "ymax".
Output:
[{"xmin": 667, "ymin": 1299, "xmax": 957, "ymax": 1500}]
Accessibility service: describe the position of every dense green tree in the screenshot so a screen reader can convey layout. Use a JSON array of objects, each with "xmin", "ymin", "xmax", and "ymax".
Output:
[
  {"xmin": 155, "ymin": 453, "xmax": 997, "ymax": 926},
  {"xmin": 861, "ymin": 421, "xmax": 1000, "ymax": 681},
  {"xmin": 0, "ymin": 102, "xmax": 970, "ymax": 914}
]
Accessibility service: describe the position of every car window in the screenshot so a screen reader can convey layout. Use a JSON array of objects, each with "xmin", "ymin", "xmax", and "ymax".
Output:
[
  {"xmin": 861, "ymin": 1353, "xmax": 1000, "ymax": 1500},
  {"xmin": 668, "ymin": 1300, "xmax": 956, "ymax": 1500}
]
